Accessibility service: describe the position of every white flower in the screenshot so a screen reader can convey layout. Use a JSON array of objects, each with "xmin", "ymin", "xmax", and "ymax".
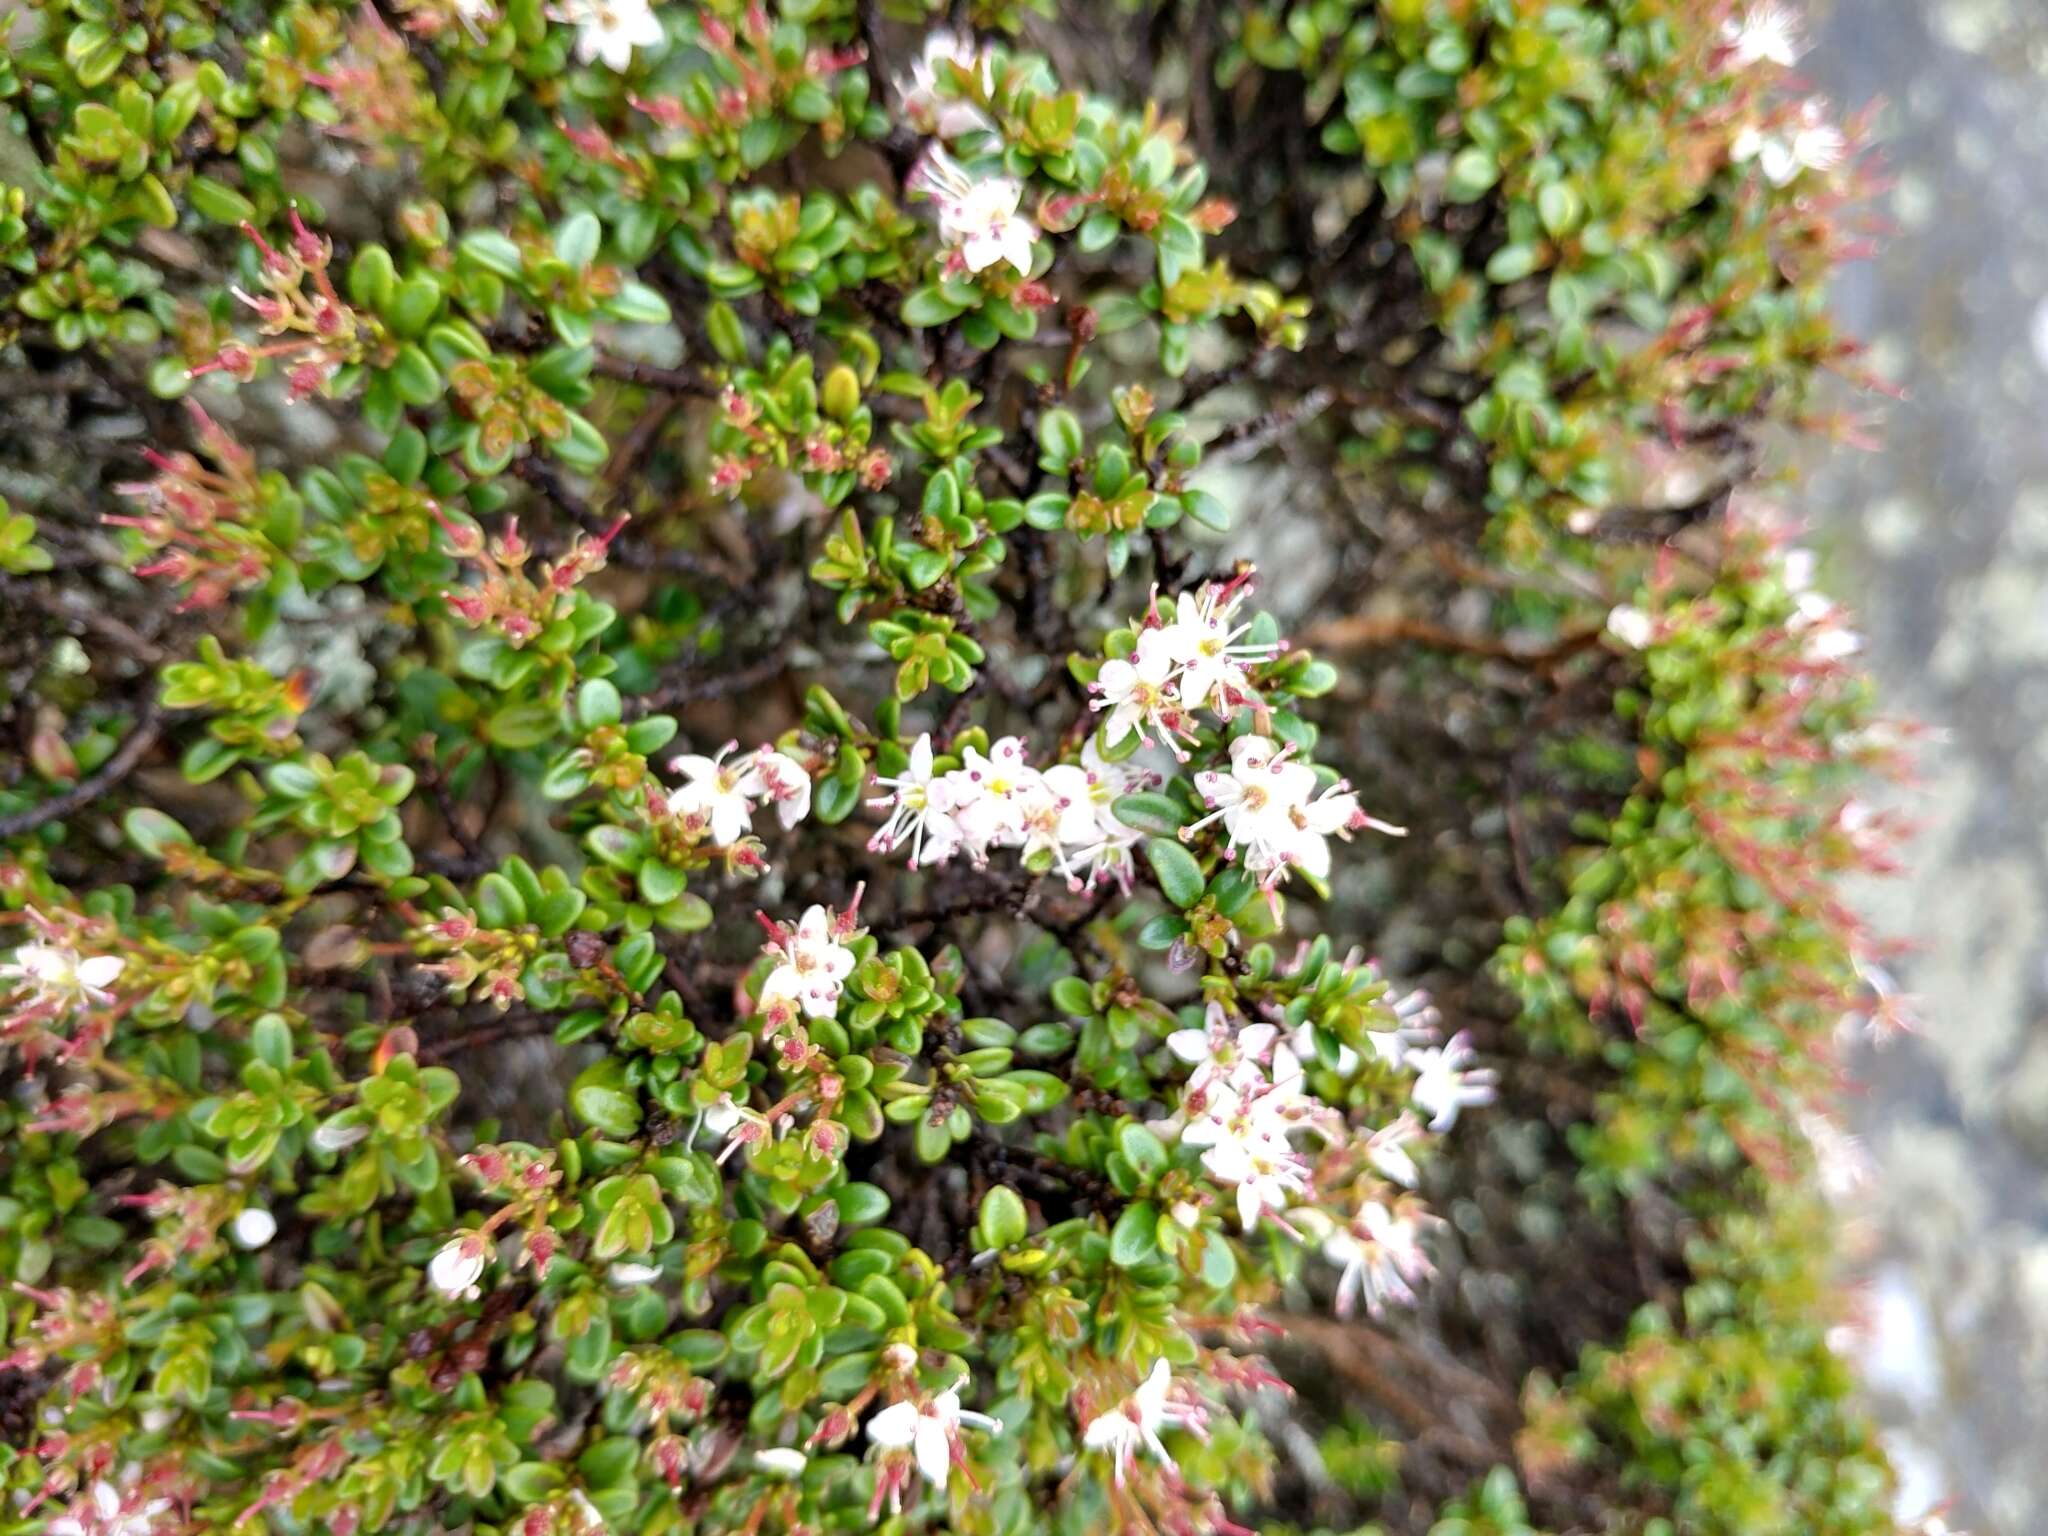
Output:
[
  {"xmin": 1187, "ymin": 735, "xmax": 1399, "ymax": 888},
  {"xmin": 1734, "ymin": 100, "xmax": 1846, "ymax": 186},
  {"xmin": 429, "ymin": 1235, "xmax": 489, "ymax": 1300},
  {"xmin": 942, "ymin": 737, "xmax": 1038, "ymax": 864},
  {"xmin": 1166, "ymin": 1003, "xmax": 1280, "ymax": 1098},
  {"xmin": 46, "ymin": 1480, "xmax": 172, "ymax": 1536},
  {"xmin": 1325, "ymin": 1201, "xmax": 1434, "ymax": 1318},
  {"xmin": 1015, "ymin": 761, "xmax": 1097, "ymax": 879},
  {"xmin": 1406, "ymin": 1030, "xmax": 1498, "ymax": 1132},
  {"xmin": 1091, "ymin": 627, "xmax": 1188, "ymax": 753},
  {"xmin": 754, "ymin": 1447, "xmax": 809, "ymax": 1478},
  {"xmin": 1180, "ymin": 1095, "xmax": 1313, "ymax": 1231},
  {"xmin": 1721, "ymin": 3, "xmax": 1803, "ymax": 69},
  {"xmin": 898, "ymin": 31, "xmax": 992, "ymax": 138},
  {"xmin": 1082, "ymin": 1359, "xmax": 1202, "ymax": 1484},
  {"xmin": 758, "ymin": 904, "xmax": 857, "ymax": 1020},
  {"xmin": 558, "ymin": 0, "xmax": 662, "ymax": 71},
  {"xmin": 911, "ymin": 148, "xmax": 1037, "ymax": 275},
  {"xmin": 667, "ymin": 742, "xmax": 762, "ymax": 846},
  {"xmin": 231, "ymin": 1207, "xmax": 277, "ymax": 1249},
  {"xmin": 0, "ymin": 940, "xmax": 123, "ymax": 1011},
  {"xmin": 868, "ymin": 734, "xmax": 965, "ymax": 869},
  {"xmin": 1605, "ymin": 604, "xmax": 1654, "ymax": 649},
  {"xmin": 865, "ymin": 1382, "xmax": 1002, "ymax": 1492},
  {"xmin": 749, "ymin": 749, "xmax": 813, "ymax": 830},
  {"xmin": 1363, "ymin": 1114, "xmax": 1425, "ymax": 1187},
  {"xmin": 1153, "ymin": 581, "xmax": 1277, "ymax": 714},
  {"xmin": 608, "ymin": 1261, "xmax": 662, "ymax": 1286}
]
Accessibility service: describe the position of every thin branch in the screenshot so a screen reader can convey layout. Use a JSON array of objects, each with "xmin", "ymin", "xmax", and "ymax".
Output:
[
  {"xmin": 1205, "ymin": 386, "xmax": 1335, "ymax": 465},
  {"xmin": 0, "ymin": 704, "xmax": 165, "ymax": 840},
  {"xmin": 590, "ymin": 353, "xmax": 721, "ymax": 397}
]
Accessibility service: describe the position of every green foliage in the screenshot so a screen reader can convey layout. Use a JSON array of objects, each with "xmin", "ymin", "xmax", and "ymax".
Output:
[{"xmin": 0, "ymin": 3, "xmax": 1911, "ymax": 1536}]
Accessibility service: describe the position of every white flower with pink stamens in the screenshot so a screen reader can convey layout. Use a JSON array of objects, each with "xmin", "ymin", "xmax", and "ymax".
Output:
[{"xmin": 911, "ymin": 148, "xmax": 1038, "ymax": 275}]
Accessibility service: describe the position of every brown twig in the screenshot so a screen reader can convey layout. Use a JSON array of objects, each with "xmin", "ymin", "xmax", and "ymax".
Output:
[
  {"xmin": 0, "ymin": 704, "xmax": 165, "ymax": 840},
  {"xmin": 590, "ymin": 353, "xmax": 721, "ymax": 397}
]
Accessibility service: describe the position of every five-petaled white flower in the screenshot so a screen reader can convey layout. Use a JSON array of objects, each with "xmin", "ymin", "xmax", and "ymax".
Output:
[
  {"xmin": 1082, "ymin": 1359, "xmax": 1203, "ymax": 1484},
  {"xmin": 1406, "ymin": 1030, "xmax": 1498, "ymax": 1132},
  {"xmin": 1092, "ymin": 627, "xmax": 1191, "ymax": 754},
  {"xmin": 1324, "ymin": 1201, "xmax": 1435, "ymax": 1318},
  {"xmin": 868, "ymin": 733, "xmax": 965, "ymax": 869},
  {"xmin": 898, "ymin": 31, "xmax": 993, "ymax": 138},
  {"xmin": 911, "ymin": 148, "xmax": 1038, "ymax": 275},
  {"xmin": 557, "ymin": 0, "xmax": 663, "ymax": 71},
  {"xmin": 1152, "ymin": 580, "xmax": 1278, "ymax": 713},
  {"xmin": 757, "ymin": 903, "xmax": 858, "ymax": 1020},
  {"xmin": 865, "ymin": 1381, "xmax": 1002, "ymax": 1493},
  {"xmin": 1721, "ymin": 3, "xmax": 1803, "ymax": 69},
  {"xmin": 1, "ymin": 939, "xmax": 123, "ymax": 1012}
]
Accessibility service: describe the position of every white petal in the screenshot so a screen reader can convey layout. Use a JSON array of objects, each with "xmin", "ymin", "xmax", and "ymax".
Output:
[{"xmin": 865, "ymin": 1400, "xmax": 919, "ymax": 1450}]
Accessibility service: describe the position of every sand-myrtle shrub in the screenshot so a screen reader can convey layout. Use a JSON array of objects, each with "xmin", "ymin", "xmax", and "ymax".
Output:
[{"xmin": 0, "ymin": 2, "xmax": 1921, "ymax": 1534}]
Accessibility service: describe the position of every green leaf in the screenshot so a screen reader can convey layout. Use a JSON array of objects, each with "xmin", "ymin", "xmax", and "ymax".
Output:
[
  {"xmin": 1049, "ymin": 976, "xmax": 1094, "ymax": 1016},
  {"xmin": 1114, "ymin": 792, "xmax": 1186, "ymax": 837},
  {"xmin": 188, "ymin": 176, "xmax": 256, "ymax": 225},
  {"xmin": 571, "ymin": 1070, "xmax": 642, "ymax": 1139},
  {"xmin": 576, "ymin": 679, "xmax": 623, "ymax": 730},
  {"xmin": 556, "ymin": 210, "xmax": 602, "ymax": 269},
  {"xmin": 1109, "ymin": 1200, "xmax": 1160, "ymax": 1267},
  {"xmin": 1036, "ymin": 408, "xmax": 1084, "ymax": 468},
  {"xmin": 249, "ymin": 1013, "xmax": 293, "ymax": 1072},
  {"xmin": 901, "ymin": 285, "xmax": 964, "ymax": 327},
  {"xmin": 124, "ymin": 807, "xmax": 194, "ymax": 858},
  {"xmin": 1144, "ymin": 837, "xmax": 1205, "ymax": 909},
  {"xmin": 1116, "ymin": 1124, "xmax": 1169, "ymax": 1183},
  {"xmin": 475, "ymin": 872, "xmax": 528, "ymax": 928},
  {"xmin": 977, "ymin": 1186, "xmax": 1028, "ymax": 1249}
]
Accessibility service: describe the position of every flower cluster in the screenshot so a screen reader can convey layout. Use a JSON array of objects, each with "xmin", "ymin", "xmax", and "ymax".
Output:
[
  {"xmin": 191, "ymin": 211, "xmax": 375, "ymax": 400},
  {"xmin": 1092, "ymin": 577, "xmax": 1281, "ymax": 755},
  {"xmin": 106, "ymin": 403, "xmax": 277, "ymax": 611},
  {"xmin": 1162, "ymin": 993, "xmax": 1481, "ymax": 1241},
  {"xmin": 439, "ymin": 510, "xmax": 627, "ymax": 646},
  {"xmin": 1188, "ymin": 735, "xmax": 1405, "ymax": 892},
  {"xmin": 665, "ymin": 740, "xmax": 812, "ymax": 846},
  {"xmin": 753, "ymin": 899, "xmax": 858, "ymax": 1023},
  {"xmin": 868, "ymin": 734, "xmax": 1157, "ymax": 888}
]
